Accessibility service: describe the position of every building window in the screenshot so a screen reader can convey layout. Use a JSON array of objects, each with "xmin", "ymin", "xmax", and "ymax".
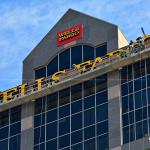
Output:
[{"xmin": 35, "ymin": 67, "xmax": 46, "ymax": 80}]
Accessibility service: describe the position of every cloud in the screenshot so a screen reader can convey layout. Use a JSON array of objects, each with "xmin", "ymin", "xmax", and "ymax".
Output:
[{"xmin": 0, "ymin": 0, "xmax": 149, "ymax": 91}]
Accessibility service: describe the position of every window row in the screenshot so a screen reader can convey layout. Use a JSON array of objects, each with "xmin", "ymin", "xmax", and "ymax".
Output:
[
  {"xmin": 35, "ymin": 75, "xmax": 107, "ymax": 115},
  {"xmin": 35, "ymin": 44, "xmax": 107, "ymax": 79},
  {"xmin": 34, "ymin": 126, "xmax": 108, "ymax": 149},
  {"xmin": 121, "ymin": 58, "xmax": 150, "ymax": 84},
  {"xmin": 34, "ymin": 102, "xmax": 108, "ymax": 127},
  {"xmin": 0, "ymin": 106, "xmax": 21, "ymax": 129}
]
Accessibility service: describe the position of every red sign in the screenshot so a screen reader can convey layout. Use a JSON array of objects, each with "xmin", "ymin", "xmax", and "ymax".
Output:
[{"xmin": 57, "ymin": 24, "xmax": 83, "ymax": 47}]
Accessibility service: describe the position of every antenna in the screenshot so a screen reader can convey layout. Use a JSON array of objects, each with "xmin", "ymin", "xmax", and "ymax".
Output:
[{"xmin": 141, "ymin": 27, "xmax": 146, "ymax": 36}]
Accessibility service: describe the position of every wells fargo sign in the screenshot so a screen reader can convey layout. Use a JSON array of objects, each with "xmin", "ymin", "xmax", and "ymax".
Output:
[{"xmin": 57, "ymin": 24, "xmax": 83, "ymax": 47}]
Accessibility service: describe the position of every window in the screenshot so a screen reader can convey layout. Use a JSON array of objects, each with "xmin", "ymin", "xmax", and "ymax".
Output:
[
  {"xmin": 71, "ymin": 45, "xmax": 82, "ymax": 66},
  {"xmin": 83, "ymin": 45, "xmax": 94, "ymax": 61},
  {"xmin": 59, "ymin": 134, "xmax": 70, "ymax": 149},
  {"xmin": 84, "ymin": 125, "xmax": 95, "ymax": 140},
  {"xmin": 97, "ymin": 103, "xmax": 108, "ymax": 122},
  {"xmin": 0, "ymin": 110, "xmax": 9, "ymax": 128},
  {"xmin": 71, "ymin": 113, "xmax": 82, "ymax": 131},
  {"xmin": 59, "ymin": 104, "xmax": 70, "ymax": 118},
  {"xmin": 96, "ymin": 74, "xmax": 107, "ymax": 92},
  {"xmin": 96, "ymin": 90, "xmax": 107, "ymax": 105},
  {"xmin": 9, "ymin": 135, "xmax": 20, "ymax": 150},
  {"xmin": 35, "ymin": 67, "xmax": 46, "ymax": 80},
  {"xmin": 84, "ymin": 108, "xmax": 95, "ymax": 127},
  {"xmin": 34, "ymin": 126, "xmax": 45, "ymax": 144},
  {"xmin": 97, "ymin": 134, "xmax": 108, "ymax": 150},
  {"xmin": 46, "ymin": 122, "xmax": 57, "ymax": 140},
  {"xmin": 71, "ymin": 130, "xmax": 82, "ymax": 145},
  {"xmin": 46, "ymin": 109, "xmax": 57, "ymax": 123},
  {"xmin": 84, "ymin": 79, "xmax": 95, "ymax": 97},
  {"xmin": 46, "ymin": 139, "xmax": 57, "ymax": 150},
  {"xmin": 96, "ymin": 44, "xmax": 107, "ymax": 57},
  {"xmin": 84, "ymin": 138, "xmax": 95, "ymax": 150},
  {"xmin": 71, "ymin": 143, "xmax": 83, "ymax": 150},
  {"xmin": 0, "ymin": 139, "xmax": 8, "ymax": 150},
  {"xmin": 47, "ymin": 56, "xmax": 58, "ymax": 77},
  {"xmin": 10, "ymin": 106, "xmax": 21, "ymax": 123},
  {"xmin": 59, "ymin": 49, "xmax": 70, "ymax": 70},
  {"xmin": 71, "ymin": 100, "xmax": 82, "ymax": 114},
  {"xmin": 71, "ymin": 83, "xmax": 82, "ymax": 102},
  {"xmin": 59, "ymin": 88, "xmax": 70, "ymax": 106},
  {"xmin": 97, "ymin": 120, "xmax": 108, "ymax": 136},
  {"xmin": 35, "ymin": 97, "xmax": 46, "ymax": 115},
  {"xmin": 59, "ymin": 117, "xmax": 70, "ymax": 136},
  {"xmin": 84, "ymin": 95, "xmax": 95, "ymax": 110},
  {"xmin": 47, "ymin": 92, "xmax": 58, "ymax": 111}
]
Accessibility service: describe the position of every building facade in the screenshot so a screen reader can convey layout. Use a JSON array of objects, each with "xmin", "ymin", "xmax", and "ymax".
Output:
[{"xmin": 0, "ymin": 9, "xmax": 150, "ymax": 150}]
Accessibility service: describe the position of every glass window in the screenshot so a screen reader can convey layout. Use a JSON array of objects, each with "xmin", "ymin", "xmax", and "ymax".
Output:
[
  {"xmin": 71, "ymin": 113, "xmax": 82, "ymax": 131},
  {"xmin": 84, "ymin": 95, "xmax": 95, "ymax": 110},
  {"xmin": 59, "ymin": 134, "xmax": 70, "ymax": 149},
  {"xmin": 0, "ymin": 110, "xmax": 9, "ymax": 128},
  {"xmin": 84, "ymin": 138, "xmax": 95, "ymax": 150},
  {"xmin": 35, "ymin": 67, "xmax": 46, "ymax": 80},
  {"xmin": 71, "ymin": 143, "xmax": 83, "ymax": 150},
  {"xmin": 121, "ymin": 67, "xmax": 128, "ymax": 84},
  {"xmin": 71, "ymin": 83, "xmax": 82, "ymax": 102},
  {"xmin": 135, "ymin": 109, "xmax": 142, "ymax": 122},
  {"xmin": 47, "ymin": 92, "xmax": 58, "ymax": 111},
  {"xmin": 146, "ymin": 58, "xmax": 150, "ymax": 74},
  {"xmin": 46, "ymin": 121, "xmax": 57, "ymax": 140},
  {"xmin": 0, "ymin": 139, "xmax": 8, "ymax": 150},
  {"xmin": 84, "ymin": 108, "xmax": 95, "ymax": 127},
  {"xmin": 84, "ymin": 79, "xmax": 95, "ymax": 97},
  {"xmin": 96, "ymin": 74, "xmax": 107, "ymax": 92},
  {"xmin": 135, "ymin": 91, "xmax": 142, "ymax": 109},
  {"xmin": 134, "ymin": 78, "xmax": 141, "ymax": 92},
  {"xmin": 96, "ymin": 91, "xmax": 107, "ymax": 105},
  {"xmin": 46, "ymin": 109, "xmax": 57, "ymax": 123},
  {"xmin": 83, "ymin": 45, "xmax": 94, "ymax": 61},
  {"xmin": 34, "ymin": 113, "xmax": 45, "ymax": 127},
  {"xmin": 71, "ymin": 100, "xmax": 82, "ymax": 114},
  {"xmin": 59, "ymin": 88, "xmax": 70, "ymax": 106},
  {"xmin": 34, "ymin": 126, "xmax": 45, "ymax": 144},
  {"xmin": 128, "ymin": 81, "xmax": 133, "ymax": 93},
  {"xmin": 134, "ymin": 62, "xmax": 141, "ymax": 79},
  {"xmin": 136, "ymin": 121, "xmax": 143, "ymax": 139},
  {"xmin": 96, "ymin": 44, "xmax": 107, "ymax": 57},
  {"xmin": 130, "ymin": 125, "xmax": 135, "ymax": 142},
  {"xmin": 121, "ymin": 83, "xmax": 128, "ymax": 96},
  {"xmin": 122, "ymin": 114, "xmax": 129, "ymax": 127},
  {"xmin": 10, "ymin": 106, "xmax": 21, "ymax": 123},
  {"xmin": 71, "ymin": 45, "xmax": 82, "ymax": 66},
  {"xmin": 10, "ymin": 122, "xmax": 21, "ymax": 136},
  {"xmin": 143, "ymin": 120, "xmax": 148, "ymax": 136},
  {"xmin": 129, "ymin": 94, "xmax": 134, "ymax": 111},
  {"xmin": 0, "ymin": 126, "xmax": 9, "ymax": 140},
  {"xmin": 97, "ymin": 120, "xmax": 108, "ymax": 136},
  {"xmin": 59, "ymin": 117, "xmax": 70, "ymax": 136},
  {"xmin": 46, "ymin": 139, "xmax": 57, "ymax": 150},
  {"xmin": 97, "ymin": 134, "xmax": 109, "ymax": 150},
  {"xmin": 128, "ymin": 65, "xmax": 133, "ymax": 81},
  {"xmin": 35, "ymin": 97, "xmax": 46, "ymax": 115},
  {"xmin": 97, "ymin": 103, "xmax": 108, "ymax": 122},
  {"xmin": 9, "ymin": 135, "xmax": 20, "ymax": 150},
  {"xmin": 84, "ymin": 125, "xmax": 95, "ymax": 140},
  {"xmin": 59, "ymin": 104, "xmax": 70, "ymax": 118},
  {"xmin": 71, "ymin": 129, "xmax": 82, "ymax": 145},
  {"xmin": 59, "ymin": 49, "xmax": 70, "ymax": 70},
  {"xmin": 129, "ymin": 111, "xmax": 134, "ymax": 124},
  {"xmin": 147, "ymin": 75, "xmax": 150, "ymax": 87},
  {"xmin": 122, "ymin": 96, "xmax": 128, "ymax": 114},
  {"xmin": 123, "ymin": 126, "xmax": 129, "ymax": 144},
  {"xmin": 47, "ymin": 56, "xmax": 58, "ymax": 77}
]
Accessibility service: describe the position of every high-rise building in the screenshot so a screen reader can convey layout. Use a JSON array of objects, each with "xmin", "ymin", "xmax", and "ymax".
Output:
[{"xmin": 0, "ymin": 9, "xmax": 150, "ymax": 150}]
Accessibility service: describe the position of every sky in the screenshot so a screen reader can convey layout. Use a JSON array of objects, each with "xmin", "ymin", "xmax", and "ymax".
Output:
[{"xmin": 0, "ymin": 0, "xmax": 149, "ymax": 91}]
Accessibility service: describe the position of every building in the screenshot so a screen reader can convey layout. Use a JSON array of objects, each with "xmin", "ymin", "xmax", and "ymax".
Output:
[{"xmin": 0, "ymin": 8, "xmax": 150, "ymax": 150}]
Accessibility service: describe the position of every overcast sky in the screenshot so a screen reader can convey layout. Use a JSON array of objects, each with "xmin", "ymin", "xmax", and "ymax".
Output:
[{"xmin": 0, "ymin": 0, "xmax": 149, "ymax": 91}]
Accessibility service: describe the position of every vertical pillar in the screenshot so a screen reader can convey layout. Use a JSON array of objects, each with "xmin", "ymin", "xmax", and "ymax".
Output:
[
  {"xmin": 21, "ymin": 101, "xmax": 34, "ymax": 150},
  {"xmin": 108, "ymin": 71, "xmax": 122, "ymax": 150}
]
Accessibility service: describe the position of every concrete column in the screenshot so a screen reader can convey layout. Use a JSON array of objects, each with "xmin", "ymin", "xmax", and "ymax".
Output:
[
  {"xmin": 108, "ymin": 71, "xmax": 122, "ymax": 150},
  {"xmin": 20, "ymin": 101, "xmax": 34, "ymax": 150}
]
